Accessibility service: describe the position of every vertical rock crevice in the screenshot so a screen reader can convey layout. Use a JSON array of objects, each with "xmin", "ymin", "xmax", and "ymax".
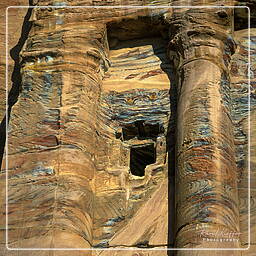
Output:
[{"xmin": 0, "ymin": 2, "xmax": 33, "ymax": 167}]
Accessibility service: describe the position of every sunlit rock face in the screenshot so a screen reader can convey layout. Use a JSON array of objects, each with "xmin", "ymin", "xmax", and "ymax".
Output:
[
  {"xmin": 230, "ymin": 28, "xmax": 256, "ymax": 252},
  {"xmin": 0, "ymin": 1, "xmax": 255, "ymax": 256},
  {"xmin": 94, "ymin": 29, "xmax": 171, "ymax": 247}
]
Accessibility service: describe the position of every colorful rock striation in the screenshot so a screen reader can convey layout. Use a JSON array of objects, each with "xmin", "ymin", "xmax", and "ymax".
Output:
[{"xmin": 0, "ymin": 1, "xmax": 255, "ymax": 256}]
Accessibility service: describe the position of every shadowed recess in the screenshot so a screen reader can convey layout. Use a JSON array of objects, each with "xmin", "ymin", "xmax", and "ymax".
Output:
[{"xmin": 130, "ymin": 143, "xmax": 156, "ymax": 176}]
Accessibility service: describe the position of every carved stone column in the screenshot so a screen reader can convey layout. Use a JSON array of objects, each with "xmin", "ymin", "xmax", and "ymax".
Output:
[
  {"xmin": 4, "ymin": 6, "xmax": 108, "ymax": 253},
  {"xmin": 166, "ymin": 7, "xmax": 241, "ymax": 254}
]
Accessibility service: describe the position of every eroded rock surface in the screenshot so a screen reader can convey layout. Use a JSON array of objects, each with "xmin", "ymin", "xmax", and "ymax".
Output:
[{"xmin": 0, "ymin": 1, "xmax": 255, "ymax": 256}]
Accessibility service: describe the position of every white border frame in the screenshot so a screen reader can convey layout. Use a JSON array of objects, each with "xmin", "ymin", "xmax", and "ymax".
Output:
[{"xmin": 5, "ymin": 5, "xmax": 251, "ymax": 251}]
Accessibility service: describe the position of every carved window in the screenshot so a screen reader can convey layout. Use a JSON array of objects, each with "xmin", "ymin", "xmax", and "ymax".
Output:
[{"xmin": 130, "ymin": 143, "xmax": 156, "ymax": 177}]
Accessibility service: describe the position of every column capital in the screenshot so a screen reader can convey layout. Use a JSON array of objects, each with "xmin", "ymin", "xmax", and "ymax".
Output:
[{"xmin": 165, "ymin": 7, "xmax": 237, "ymax": 71}]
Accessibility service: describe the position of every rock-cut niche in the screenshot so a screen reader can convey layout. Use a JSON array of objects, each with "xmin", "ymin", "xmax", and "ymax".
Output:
[{"xmin": 93, "ymin": 15, "xmax": 174, "ymax": 247}]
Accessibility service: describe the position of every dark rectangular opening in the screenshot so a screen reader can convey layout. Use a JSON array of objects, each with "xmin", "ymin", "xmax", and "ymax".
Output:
[
  {"xmin": 130, "ymin": 144, "xmax": 156, "ymax": 177},
  {"xmin": 116, "ymin": 121, "xmax": 164, "ymax": 141}
]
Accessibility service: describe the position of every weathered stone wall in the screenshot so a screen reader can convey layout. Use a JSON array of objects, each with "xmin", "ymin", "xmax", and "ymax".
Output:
[
  {"xmin": 0, "ymin": 0, "xmax": 255, "ymax": 256},
  {"xmin": 230, "ymin": 28, "xmax": 256, "ymax": 255}
]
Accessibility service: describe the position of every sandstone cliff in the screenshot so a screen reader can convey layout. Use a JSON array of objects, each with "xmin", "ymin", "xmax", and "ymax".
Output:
[{"xmin": 0, "ymin": 1, "xmax": 255, "ymax": 256}]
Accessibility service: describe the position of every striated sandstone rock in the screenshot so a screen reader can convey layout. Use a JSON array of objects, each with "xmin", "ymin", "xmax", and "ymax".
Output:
[
  {"xmin": 0, "ymin": 1, "xmax": 30, "ymax": 168},
  {"xmin": 167, "ymin": 6, "xmax": 241, "ymax": 254},
  {"xmin": 230, "ymin": 28, "xmax": 256, "ymax": 255},
  {"xmin": 0, "ymin": 1, "xmax": 255, "ymax": 256}
]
